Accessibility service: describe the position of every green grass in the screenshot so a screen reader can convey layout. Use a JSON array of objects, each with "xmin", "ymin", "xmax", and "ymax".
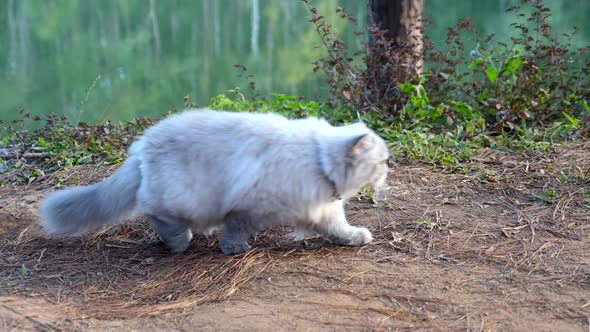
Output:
[
  {"xmin": 1, "ymin": 92, "xmax": 586, "ymax": 185},
  {"xmin": 532, "ymin": 190, "xmax": 561, "ymax": 203},
  {"xmin": 416, "ymin": 216, "xmax": 453, "ymax": 233}
]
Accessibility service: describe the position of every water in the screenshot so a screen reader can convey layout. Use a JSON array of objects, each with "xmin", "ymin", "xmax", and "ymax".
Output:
[{"xmin": 1, "ymin": 0, "xmax": 588, "ymax": 125}]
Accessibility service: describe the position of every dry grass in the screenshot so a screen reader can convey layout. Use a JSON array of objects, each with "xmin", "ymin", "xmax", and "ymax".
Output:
[
  {"xmin": 365, "ymin": 141, "xmax": 589, "ymax": 276},
  {"xmin": 0, "ymin": 141, "xmax": 589, "ymax": 329},
  {"xmin": 0, "ymin": 221, "xmax": 279, "ymax": 319}
]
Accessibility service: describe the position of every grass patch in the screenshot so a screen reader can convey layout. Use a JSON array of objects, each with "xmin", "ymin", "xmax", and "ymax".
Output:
[
  {"xmin": 532, "ymin": 190, "xmax": 561, "ymax": 203},
  {"xmin": 1, "ymin": 92, "xmax": 587, "ymax": 186}
]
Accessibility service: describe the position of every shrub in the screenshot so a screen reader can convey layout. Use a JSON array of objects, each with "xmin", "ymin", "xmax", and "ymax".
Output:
[
  {"xmin": 303, "ymin": 0, "xmax": 421, "ymax": 119},
  {"xmin": 304, "ymin": 0, "xmax": 589, "ymax": 137},
  {"xmin": 424, "ymin": 0, "xmax": 589, "ymax": 136}
]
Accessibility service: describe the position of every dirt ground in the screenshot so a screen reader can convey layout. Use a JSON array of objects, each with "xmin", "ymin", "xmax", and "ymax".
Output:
[{"xmin": 1, "ymin": 141, "xmax": 589, "ymax": 331}]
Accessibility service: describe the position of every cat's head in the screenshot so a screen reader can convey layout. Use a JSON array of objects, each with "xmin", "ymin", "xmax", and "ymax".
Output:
[{"xmin": 343, "ymin": 131, "xmax": 390, "ymax": 200}]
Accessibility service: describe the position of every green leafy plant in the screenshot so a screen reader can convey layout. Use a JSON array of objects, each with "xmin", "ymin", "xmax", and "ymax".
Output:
[
  {"xmin": 20, "ymin": 264, "xmax": 29, "ymax": 278},
  {"xmin": 533, "ymin": 189, "xmax": 560, "ymax": 203},
  {"xmin": 210, "ymin": 93, "xmax": 350, "ymax": 121},
  {"xmin": 303, "ymin": 0, "xmax": 588, "ymax": 139},
  {"xmin": 416, "ymin": 216, "xmax": 453, "ymax": 233},
  {"xmin": 303, "ymin": 0, "xmax": 419, "ymax": 119},
  {"xmin": 424, "ymin": 1, "xmax": 589, "ymax": 136},
  {"xmin": 1, "ymin": 112, "xmax": 154, "ymax": 184},
  {"xmin": 301, "ymin": 239, "xmax": 327, "ymax": 251}
]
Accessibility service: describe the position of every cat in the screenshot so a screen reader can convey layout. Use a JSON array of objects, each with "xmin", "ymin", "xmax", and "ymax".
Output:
[{"xmin": 40, "ymin": 109, "xmax": 390, "ymax": 254}]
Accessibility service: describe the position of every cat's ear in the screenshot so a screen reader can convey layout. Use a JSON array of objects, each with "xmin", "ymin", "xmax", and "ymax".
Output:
[{"xmin": 350, "ymin": 133, "xmax": 374, "ymax": 158}]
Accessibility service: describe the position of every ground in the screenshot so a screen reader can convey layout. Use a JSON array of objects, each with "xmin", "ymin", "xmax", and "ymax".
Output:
[{"xmin": 0, "ymin": 141, "xmax": 588, "ymax": 331}]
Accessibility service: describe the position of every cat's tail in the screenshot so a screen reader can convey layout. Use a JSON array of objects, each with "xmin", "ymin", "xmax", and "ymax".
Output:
[{"xmin": 40, "ymin": 154, "xmax": 142, "ymax": 237}]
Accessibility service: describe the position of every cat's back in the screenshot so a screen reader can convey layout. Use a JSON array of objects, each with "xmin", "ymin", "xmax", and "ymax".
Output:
[
  {"xmin": 142, "ymin": 109, "xmax": 328, "ymax": 147},
  {"xmin": 151, "ymin": 109, "xmax": 281, "ymax": 136}
]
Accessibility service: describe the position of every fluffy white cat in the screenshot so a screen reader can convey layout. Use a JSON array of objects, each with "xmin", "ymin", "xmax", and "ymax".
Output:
[{"xmin": 40, "ymin": 109, "xmax": 390, "ymax": 254}]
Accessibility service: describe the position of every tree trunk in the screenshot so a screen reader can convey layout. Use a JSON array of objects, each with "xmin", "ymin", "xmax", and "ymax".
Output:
[
  {"xmin": 7, "ymin": 0, "xmax": 16, "ymax": 76},
  {"xmin": 251, "ymin": 0, "xmax": 259, "ymax": 56},
  {"xmin": 213, "ymin": 0, "xmax": 220, "ymax": 56},
  {"xmin": 202, "ymin": 0, "xmax": 211, "ymax": 96},
  {"xmin": 369, "ymin": 0, "xmax": 424, "ymax": 70},
  {"xmin": 170, "ymin": 0, "xmax": 178, "ymax": 46},
  {"xmin": 148, "ymin": 0, "xmax": 161, "ymax": 64},
  {"xmin": 190, "ymin": 19, "xmax": 198, "ymax": 98},
  {"xmin": 112, "ymin": 4, "xmax": 120, "ymax": 42},
  {"xmin": 16, "ymin": 0, "xmax": 29, "ymax": 84}
]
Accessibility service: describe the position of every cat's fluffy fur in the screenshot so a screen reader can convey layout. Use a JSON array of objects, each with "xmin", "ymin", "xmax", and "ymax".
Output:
[{"xmin": 40, "ymin": 109, "xmax": 390, "ymax": 254}]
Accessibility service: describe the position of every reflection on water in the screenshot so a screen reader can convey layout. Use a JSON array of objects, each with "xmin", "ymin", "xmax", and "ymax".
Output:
[{"xmin": 1, "ymin": 0, "xmax": 588, "ymax": 125}]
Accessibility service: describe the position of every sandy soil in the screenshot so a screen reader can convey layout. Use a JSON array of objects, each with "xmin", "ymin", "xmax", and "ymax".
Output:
[{"xmin": 1, "ymin": 142, "xmax": 589, "ymax": 331}]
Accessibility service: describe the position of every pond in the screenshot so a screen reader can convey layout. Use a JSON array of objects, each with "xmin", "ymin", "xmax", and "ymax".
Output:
[{"xmin": 1, "ymin": 0, "xmax": 588, "ymax": 125}]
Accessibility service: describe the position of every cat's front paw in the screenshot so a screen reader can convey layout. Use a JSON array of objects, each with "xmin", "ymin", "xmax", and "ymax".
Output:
[
  {"xmin": 329, "ymin": 227, "xmax": 373, "ymax": 246},
  {"xmin": 349, "ymin": 227, "xmax": 372, "ymax": 246}
]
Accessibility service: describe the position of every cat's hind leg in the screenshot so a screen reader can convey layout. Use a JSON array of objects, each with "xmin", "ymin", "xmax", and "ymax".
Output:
[
  {"xmin": 219, "ymin": 211, "xmax": 258, "ymax": 254},
  {"xmin": 313, "ymin": 202, "xmax": 372, "ymax": 246},
  {"xmin": 147, "ymin": 215, "xmax": 193, "ymax": 253}
]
